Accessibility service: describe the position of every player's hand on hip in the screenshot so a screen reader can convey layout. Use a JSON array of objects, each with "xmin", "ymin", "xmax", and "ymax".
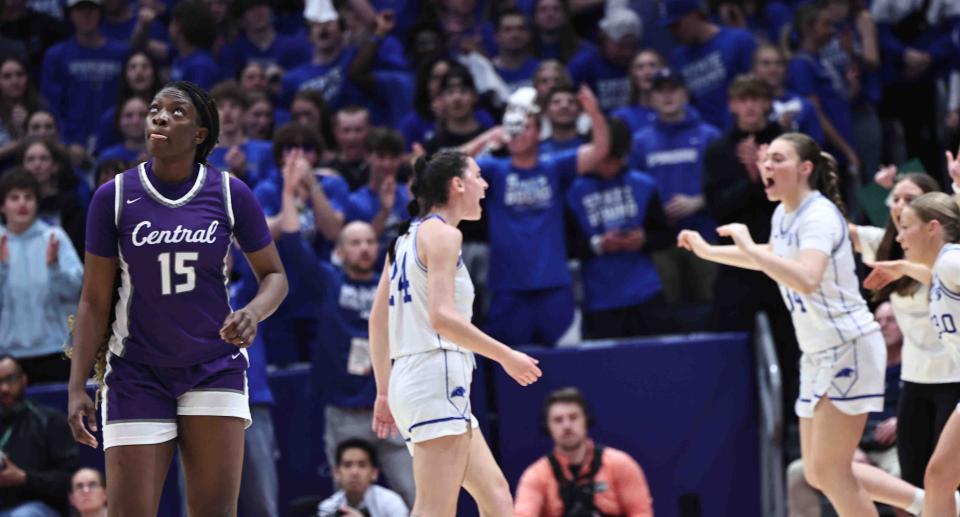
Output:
[
  {"xmin": 67, "ymin": 388, "xmax": 99, "ymax": 448},
  {"xmin": 372, "ymin": 394, "xmax": 398, "ymax": 439},
  {"xmin": 502, "ymin": 349, "xmax": 542, "ymax": 387},
  {"xmin": 220, "ymin": 308, "xmax": 257, "ymax": 348}
]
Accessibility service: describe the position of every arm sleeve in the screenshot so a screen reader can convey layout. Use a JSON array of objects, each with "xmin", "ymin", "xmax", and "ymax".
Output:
[
  {"xmin": 609, "ymin": 451, "xmax": 653, "ymax": 517},
  {"xmin": 84, "ymin": 180, "xmax": 118, "ymax": 258},
  {"xmin": 22, "ymin": 410, "xmax": 79, "ymax": 501},
  {"xmin": 797, "ymin": 204, "xmax": 842, "ymax": 255},
  {"xmin": 643, "ymin": 190, "xmax": 674, "ymax": 252},
  {"xmin": 230, "ymin": 177, "xmax": 273, "ymax": 253},
  {"xmin": 50, "ymin": 227, "xmax": 84, "ymax": 301},
  {"xmin": 514, "ymin": 462, "xmax": 549, "ymax": 517}
]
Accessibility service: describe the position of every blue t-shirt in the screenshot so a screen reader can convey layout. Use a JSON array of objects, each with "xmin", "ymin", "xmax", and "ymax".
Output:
[
  {"xmin": 540, "ymin": 135, "xmax": 584, "ymax": 155},
  {"xmin": 41, "ymin": 37, "xmax": 129, "ymax": 147},
  {"xmin": 478, "ymin": 150, "xmax": 578, "ymax": 291},
  {"xmin": 568, "ymin": 47, "xmax": 630, "ymax": 112},
  {"xmin": 207, "ymin": 139, "xmax": 275, "ymax": 188},
  {"xmin": 170, "ymin": 49, "xmax": 223, "ymax": 90},
  {"xmin": 84, "ymin": 162, "xmax": 272, "ymax": 367},
  {"xmin": 276, "ymin": 232, "xmax": 378, "ymax": 408},
  {"xmin": 629, "ymin": 111, "xmax": 721, "ymax": 239},
  {"xmin": 220, "ymin": 32, "xmax": 313, "ymax": 79},
  {"xmin": 495, "ymin": 57, "xmax": 540, "ymax": 93},
  {"xmin": 254, "ymin": 171, "xmax": 350, "ymax": 261},
  {"xmin": 773, "ymin": 92, "xmax": 824, "ymax": 145},
  {"xmin": 566, "ymin": 171, "xmax": 662, "ymax": 311},
  {"xmin": 97, "ymin": 143, "xmax": 142, "ymax": 165},
  {"xmin": 100, "ymin": 15, "xmax": 167, "ymax": 43},
  {"xmin": 228, "ymin": 245, "xmax": 274, "ymax": 406},
  {"xmin": 786, "ymin": 50, "xmax": 854, "ymax": 150},
  {"xmin": 279, "ymin": 47, "xmax": 359, "ymax": 110},
  {"xmin": 672, "ymin": 27, "xmax": 757, "ymax": 130},
  {"xmin": 612, "ymin": 105, "xmax": 656, "ymax": 135},
  {"xmin": 344, "ymin": 183, "xmax": 411, "ymax": 267}
]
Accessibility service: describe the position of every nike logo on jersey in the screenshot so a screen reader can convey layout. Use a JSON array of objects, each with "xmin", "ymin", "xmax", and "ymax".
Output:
[
  {"xmin": 231, "ymin": 352, "xmax": 242, "ymax": 360},
  {"xmin": 126, "ymin": 197, "xmax": 142, "ymax": 204}
]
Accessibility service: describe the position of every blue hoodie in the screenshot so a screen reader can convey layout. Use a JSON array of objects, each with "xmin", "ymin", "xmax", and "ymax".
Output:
[
  {"xmin": 628, "ymin": 108, "xmax": 721, "ymax": 239},
  {"xmin": 0, "ymin": 220, "xmax": 83, "ymax": 359}
]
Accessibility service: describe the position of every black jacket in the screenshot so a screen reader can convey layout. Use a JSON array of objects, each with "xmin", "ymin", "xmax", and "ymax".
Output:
[
  {"xmin": 702, "ymin": 122, "xmax": 783, "ymax": 243},
  {"xmin": 0, "ymin": 400, "xmax": 78, "ymax": 514}
]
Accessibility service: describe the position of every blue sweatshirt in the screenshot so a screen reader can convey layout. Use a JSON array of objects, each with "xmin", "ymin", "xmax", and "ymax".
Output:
[
  {"xmin": 478, "ymin": 149, "xmax": 578, "ymax": 292},
  {"xmin": 629, "ymin": 109, "xmax": 721, "ymax": 239},
  {"xmin": 786, "ymin": 50, "xmax": 855, "ymax": 150},
  {"xmin": 566, "ymin": 171, "xmax": 665, "ymax": 311},
  {"xmin": 228, "ymin": 246, "xmax": 274, "ymax": 406},
  {"xmin": 612, "ymin": 105, "xmax": 656, "ymax": 135},
  {"xmin": 0, "ymin": 220, "xmax": 83, "ymax": 358},
  {"xmin": 220, "ymin": 32, "xmax": 313, "ymax": 79},
  {"xmin": 276, "ymin": 232, "xmax": 379, "ymax": 408},
  {"xmin": 672, "ymin": 26, "xmax": 757, "ymax": 130},
  {"xmin": 207, "ymin": 139, "xmax": 275, "ymax": 188},
  {"xmin": 40, "ymin": 37, "xmax": 129, "ymax": 147},
  {"xmin": 170, "ymin": 49, "xmax": 223, "ymax": 90},
  {"xmin": 568, "ymin": 46, "xmax": 631, "ymax": 112}
]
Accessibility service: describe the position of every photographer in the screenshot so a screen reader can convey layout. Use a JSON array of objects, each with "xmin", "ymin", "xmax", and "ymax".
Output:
[
  {"xmin": 316, "ymin": 439, "xmax": 408, "ymax": 517},
  {"xmin": 514, "ymin": 387, "xmax": 653, "ymax": 517}
]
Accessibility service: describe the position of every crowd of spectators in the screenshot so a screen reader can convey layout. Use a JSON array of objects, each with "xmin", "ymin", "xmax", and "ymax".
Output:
[{"xmin": 0, "ymin": 0, "xmax": 959, "ymax": 514}]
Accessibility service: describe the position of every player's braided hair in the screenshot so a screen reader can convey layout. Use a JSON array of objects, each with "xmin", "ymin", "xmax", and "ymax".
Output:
[
  {"xmin": 387, "ymin": 150, "xmax": 469, "ymax": 264},
  {"xmin": 164, "ymin": 81, "xmax": 220, "ymax": 165},
  {"xmin": 776, "ymin": 132, "xmax": 846, "ymax": 216}
]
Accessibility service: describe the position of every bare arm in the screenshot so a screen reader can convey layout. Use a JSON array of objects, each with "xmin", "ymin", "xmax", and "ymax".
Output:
[
  {"xmin": 743, "ymin": 246, "xmax": 829, "ymax": 295},
  {"xmin": 306, "ymin": 174, "xmax": 345, "ymax": 242},
  {"xmin": 420, "ymin": 221, "xmax": 542, "ymax": 385},
  {"xmin": 677, "ymin": 230, "xmax": 763, "ymax": 270},
  {"xmin": 575, "ymin": 85, "xmax": 609, "ymax": 174},
  {"xmin": 369, "ymin": 261, "xmax": 392, "ymax": 396},
  {"xmin": 460, "ymin": 126, "xmax": 505, "ymax": 157},
  {"xmin": 67, "ymin": 254, "xmax": 118, "ymax": 447}
]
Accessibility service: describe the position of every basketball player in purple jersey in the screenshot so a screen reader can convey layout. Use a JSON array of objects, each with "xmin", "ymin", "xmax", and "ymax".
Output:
[{"xmin": 66, "ymin": 81, "xmax": 288, "ymax": 516}]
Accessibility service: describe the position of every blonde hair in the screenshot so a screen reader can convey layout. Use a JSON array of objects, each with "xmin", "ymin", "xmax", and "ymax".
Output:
[{"xmin": 908, "ymin": 192, "xmax": 960, "ymax": 244}]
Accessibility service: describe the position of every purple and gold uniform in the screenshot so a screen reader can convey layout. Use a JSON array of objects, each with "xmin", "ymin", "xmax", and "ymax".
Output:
[{"xmin": 85, "ymin": 161, "xmax": 272, "ymax": 448}]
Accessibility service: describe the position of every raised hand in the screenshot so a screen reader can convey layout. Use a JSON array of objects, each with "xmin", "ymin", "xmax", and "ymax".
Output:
[
  {"xmin": 874, "ymin": 164, "xmax": 897, "ymax": 189},
  {"xmin": 577, "ymin": 84, "xmax": 600, "ymax": 115},
  {"xmin": 862, "ymin": 260, "xmax": 906, "ymax": 291},
  {"xmin": 379, "ymin": 175, "xmax": 397, "ymax": 212},
  {"xmin": 46, "ymin": 232, "xmax": 59, "ymax": 265},
  {"xmin": 946, "ymin": 143, "xmax": 960, "ymax": 188},
  {"xmin": 717, "ymin": 223, "xmax": 756, "ymax": 250},
  {"xmin": 677, "ymin": 229, "xmax": 707, "ymax": 255}
]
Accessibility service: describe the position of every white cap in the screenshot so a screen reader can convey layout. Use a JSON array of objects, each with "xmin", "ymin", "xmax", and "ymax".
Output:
[
  {"xmin": 599, "ymin": 8, "xmax": 642, "ymax": 41},
  {"xmin": 304, "ymin": 0, "xmax": 338, "ymax": 23}
]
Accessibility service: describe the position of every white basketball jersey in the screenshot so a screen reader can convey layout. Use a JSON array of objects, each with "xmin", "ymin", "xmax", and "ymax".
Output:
[
  {"xmin": 929, "ymin": 244, "xmax": 960, "ymax": 356},
  {"xmin": 770, "ymin": 193, "xmax": 879, "ymax": 353},
  {"xmin": 388, "ymin": 217, "xmax": 475, "ymax": 359},
  {"xmin": 855, "ymin": 225, "xmax": 960, "ymax": 382}
]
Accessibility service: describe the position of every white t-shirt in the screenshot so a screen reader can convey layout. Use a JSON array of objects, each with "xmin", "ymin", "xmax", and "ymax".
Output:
[
  {"xmin": 317, "ymin": 485, "xmax": 409, "ymax": 517},
  {"xmin": 388, "ymin": 217, "xmax": 475, "ymax": 359},
  {"xmin": 857, "ymin": 225, "xmax": 960, "ymax": 383},
  {"xmin": 929, "ymin": 244, "xmax": 960, "ymax": 366},
  {"xmin": 770, "ymin": 193, "xmax": 879, "ymax": 353}
]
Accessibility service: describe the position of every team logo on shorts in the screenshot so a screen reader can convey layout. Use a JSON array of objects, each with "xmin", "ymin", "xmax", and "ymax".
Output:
[{"xmin": 831, "ymin": 366, "xmax": 859, "ymax": 396}]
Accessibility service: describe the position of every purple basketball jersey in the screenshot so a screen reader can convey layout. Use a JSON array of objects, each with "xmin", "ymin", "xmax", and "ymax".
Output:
[{"xmin": 87, "ymin": 162, "xmax": 272, "ymax": 367}]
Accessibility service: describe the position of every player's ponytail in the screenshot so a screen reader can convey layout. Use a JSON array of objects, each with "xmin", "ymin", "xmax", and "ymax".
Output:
[
  {"xmin": 387, "ymin": 151, "xmax": 469, "ymax": 264},
  {"xmin": 777, "ymin": 132, "xmax": 847, "ymax": 216}
]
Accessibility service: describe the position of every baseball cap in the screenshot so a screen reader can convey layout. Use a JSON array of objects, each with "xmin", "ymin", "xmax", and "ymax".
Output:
[
  {"xmin": 304, "ymin": 0, "xmax": 339, "ymax": 23},
  {"xmin": 659, "ymin": 0, "xmax": 704, "ymax": 27},
  {"xmin": 651, "ymin": 67, "xmax": 686, "ymax": 89},
  {"xmin": 599, "ymin": 8, "xmax": 643, "ymax": 41},
  {"xmin": 67, "ymin": 0, "xmax": 101, "ymax": 7}
]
